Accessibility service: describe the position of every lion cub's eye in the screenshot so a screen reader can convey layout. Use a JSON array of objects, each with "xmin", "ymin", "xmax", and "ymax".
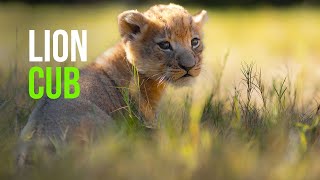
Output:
[
  {"xmin": 157, "ymin": 41, "xmax": 172, "ymax": 51},
  {"xmin": 191, "ymin": 38, "xmax": 200, "ymax": 49}
]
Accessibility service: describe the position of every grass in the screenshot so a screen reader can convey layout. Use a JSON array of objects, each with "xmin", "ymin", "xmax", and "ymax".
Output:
[{"xmin": 1, "ymin": 3, "xmax": 320, "ymax": 180}]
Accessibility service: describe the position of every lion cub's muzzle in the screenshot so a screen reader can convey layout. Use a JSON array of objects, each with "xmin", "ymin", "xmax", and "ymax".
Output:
[{"xmin": 176, "ymin": 51, "xmax": 200, "ymax": 78}]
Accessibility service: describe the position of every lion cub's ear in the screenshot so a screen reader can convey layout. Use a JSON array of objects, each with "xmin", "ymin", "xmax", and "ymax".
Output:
[
  {"xmin": 118, "ymin": 10, "xmax": 149, "ymax": 41},
  {"xmin": 193, "ymin": 10, "xmax": 208, "ymax": 27}
]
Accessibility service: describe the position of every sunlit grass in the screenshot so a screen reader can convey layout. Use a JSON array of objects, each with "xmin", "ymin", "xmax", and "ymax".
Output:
[{"xmin": 1, "ymin": 3, "xmax": 320, "ymax": 180}]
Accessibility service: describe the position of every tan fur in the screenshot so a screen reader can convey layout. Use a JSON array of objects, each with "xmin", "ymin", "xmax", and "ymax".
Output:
[
  {"xmin": 16, "ymin": 4, "xmax": 207, "ymax": 167},
  {"xmin": 94, "ymin": 3, "xmax": 207, "ymax": 126}
]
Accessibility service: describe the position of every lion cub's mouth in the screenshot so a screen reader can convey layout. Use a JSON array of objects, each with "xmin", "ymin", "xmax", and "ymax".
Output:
[{"xmin": 182, "ymin": 73, "xmax": 192, "ymax": 78}]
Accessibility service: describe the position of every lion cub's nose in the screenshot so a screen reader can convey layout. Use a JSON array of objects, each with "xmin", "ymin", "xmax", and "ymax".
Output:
[
  {"xmin": 178, "ymin": 63, "xmax": 195, "ymax": 72},
  {"xmin": 176, "ymin": 50, "xmax": 196, "ymax": 72}
]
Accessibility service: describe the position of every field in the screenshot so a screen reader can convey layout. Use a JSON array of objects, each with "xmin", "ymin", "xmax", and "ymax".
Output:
[{"xmin": 1, "ymin": 3, "xmax": 320, "ymax": 179}]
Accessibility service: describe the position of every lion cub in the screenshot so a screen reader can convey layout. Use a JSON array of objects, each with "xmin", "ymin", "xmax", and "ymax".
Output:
[{"xmin": 17, "ymin": 3, "xmax": 207, "ymax": 167}]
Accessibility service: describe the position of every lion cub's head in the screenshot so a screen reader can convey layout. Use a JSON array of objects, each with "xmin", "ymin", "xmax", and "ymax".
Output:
[{"xmin": 118, "ymin": 3, "xmax": 208, "ymax": 85}]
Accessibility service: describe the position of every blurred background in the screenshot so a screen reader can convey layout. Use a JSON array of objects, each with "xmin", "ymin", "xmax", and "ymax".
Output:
[
  {"xmin": 1, "ymin": 0, "xmax": 320, "ymax": 179},
  {"xmin": 1, "ymin": 0, "xmax": 320, "ymax": 6},
  {"xmin": 1, "ymin": 0, "xmax": 319, "ymax": 101}
]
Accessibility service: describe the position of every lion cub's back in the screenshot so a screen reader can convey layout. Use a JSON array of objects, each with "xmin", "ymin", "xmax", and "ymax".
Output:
[{"xmin": 26, "ymin": 66, "xmax": 125, "ymax": 137}]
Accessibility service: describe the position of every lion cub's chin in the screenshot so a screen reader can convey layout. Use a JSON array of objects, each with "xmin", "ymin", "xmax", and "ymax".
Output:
[{"xmin": 171, "ymin": 76, "xmax": 196, "ymax": 87}]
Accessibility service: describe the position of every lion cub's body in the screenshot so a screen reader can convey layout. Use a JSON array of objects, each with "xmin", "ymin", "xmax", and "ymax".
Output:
[{"xmin": 17, "ymin": 4, "xmax": 207, "ymax": 167}]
